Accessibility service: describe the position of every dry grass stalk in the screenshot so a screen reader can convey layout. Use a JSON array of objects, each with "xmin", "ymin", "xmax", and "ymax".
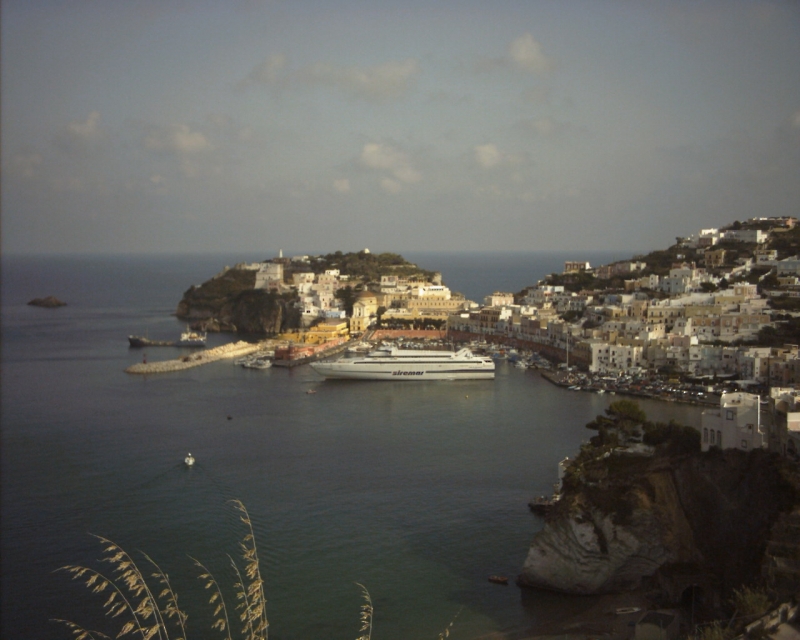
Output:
[
  {"xmin": 230, "ymin": 499, "xmax": 268, "ymax": 640},
  {"xmin": 92, "ymin": 534, "xmax": 168, "ymax": 640},
  {"xmin": 56, "ymin": 563, "xmax": 148, "ymax": 639},
  {"xmin": 51, "ymin": 618, "xmax": 112, "ymax": 640},
  {"xmin": 230, "ymin": 553, "xmax": 258, "ymax": 640},
  {"xmin": 355, "ymin": 583, "xmax": 373, "ymax": 640},
  {"xmin": 191, "ymin": 556, "xmax": 233, "ymax": 640},
  {"xmin": 142, "ymin": 551, "xmax": 188, "ymax": 640}
]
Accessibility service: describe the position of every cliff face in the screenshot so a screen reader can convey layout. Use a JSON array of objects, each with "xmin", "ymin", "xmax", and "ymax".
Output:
[
  {"xmin": 520, "ymin": 449, "xmax": 799, "ymax": 595},
  {"xmin": 175, "ymin": 269, "xmax": 295, "ymax": 334}
]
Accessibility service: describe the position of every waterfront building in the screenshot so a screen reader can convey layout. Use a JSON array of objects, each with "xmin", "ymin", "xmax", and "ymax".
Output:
[
  {"xmin": 305, "ymin": 321, "xmax": 349, "ymax": 344},
  {"xmin": 700, "ymin": 392, "xmax": 766, "ymax": 453},
  {"xmin": 586, "ymin": 341, "xmax": 645, "ymax": 374}
]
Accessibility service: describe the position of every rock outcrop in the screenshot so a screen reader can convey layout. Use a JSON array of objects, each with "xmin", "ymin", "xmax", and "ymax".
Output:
[
  {"xmin": 175, "ymin": 268, "xmax": 298, "ymax": 335},
  {"xmin": 27, "ymin": 296, "xmax": 67, "ymax": 308},
  {"xmin": 520, "ymin": 448, "xmax": 799, "ymax": 595}
]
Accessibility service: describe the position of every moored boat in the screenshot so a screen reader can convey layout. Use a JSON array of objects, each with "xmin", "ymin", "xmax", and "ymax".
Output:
[
  {"xmin": 128, "ymin": 335, "xmax": 173, "ymax": 347},
  {"xmin": 178, "ymin": 329, "xmax": 207, "ymax": 347},
  {"xmin": 310, "ymin": 346, "xmax": 495, "ymax": 381},
  {"xmin": 128, "ymin": 328, "xmax": 207, "ymax": 348}
]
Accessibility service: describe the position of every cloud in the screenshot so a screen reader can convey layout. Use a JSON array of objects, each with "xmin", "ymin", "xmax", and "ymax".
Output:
[
  {"xmin": 53, "ymin": 111, "xmax": 108, "ymax": 156},
  {"xmin": 519, "ymin": 116, "xmax": 572, "ymax": 137},
  {"xmin": 68, "ymin": 111, "xmax": 101, "ymax": 137},
  {"xmin": 238, "ymin": 53, "xmax": 287, "ymax": 89},
  {"xmin": 144, "ymin": 124, "xmax": 213, "ymax": 155},
  {"xmin": 509, "ymin": 33, "xmax": 553, "ymax": 74},
  {"xmin": 7, "ymin": 152, "xmax": 43, "ymax": 179},
  {"xmin": 473, "ymin": 143, "xmax": 526, "ymax": 168},
  {"xmin": 380, "ymin": 177, "xmax": 402, "ymax": 194},
  {"xmin": 360, "ymin": 142, "xmax": 422, "ymax": 188},
  {"xmin": 333, "ymin": 178, "xmax": 351, "ymax": 193},
  {"xmin": 302, "ymin": 59, "xmax": 420, "ymax": 102},
  {"xmin": 474, "ymin": 33, "xmax": 553, "ymax": 76},
  {"xmin": 474, "ymin": 143, "xmax": 502, "ymax": 168},
  {"xmin": 241, "ymin": 56, "xmax": 420, "ymax": 102}
]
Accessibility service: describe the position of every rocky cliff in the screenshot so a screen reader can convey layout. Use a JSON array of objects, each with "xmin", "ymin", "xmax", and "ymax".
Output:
[
  {"xmin": 175, "ymin": 268, "xmax": 297, "ymax": 334},
  {"xmin": 520, "ymin": 448, "xmax": 800, "ymax": 596}
]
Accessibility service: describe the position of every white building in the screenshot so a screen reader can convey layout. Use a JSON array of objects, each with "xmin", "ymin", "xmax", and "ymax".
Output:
[
  {"xmin": 700, "ymin": 392, "xmax": 766, "ymax": 452},
  {"xmin": 722, "ymin": 229, "xmax": 769, "ymax": 244}
]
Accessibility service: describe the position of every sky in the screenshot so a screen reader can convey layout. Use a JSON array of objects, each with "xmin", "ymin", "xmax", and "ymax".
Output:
[{"xmin": 2, "ymin": 1, "xmax": 799, "ymax": 256}]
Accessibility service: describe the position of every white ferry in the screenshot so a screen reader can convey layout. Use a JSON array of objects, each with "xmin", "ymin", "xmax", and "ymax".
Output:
[{"xmin": 310, "ymin": 346, "xmax": 495, "ymax": 380}]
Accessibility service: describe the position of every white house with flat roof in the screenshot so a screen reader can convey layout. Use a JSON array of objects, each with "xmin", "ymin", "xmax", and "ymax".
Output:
[{"xmin": 700, "ymin": 392, "xmax": 766, "ymax": 452}]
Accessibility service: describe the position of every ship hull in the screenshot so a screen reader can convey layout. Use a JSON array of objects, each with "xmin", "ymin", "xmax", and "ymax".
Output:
[
  {"xmin": 310, "ymin": 364, "xmax": 495, "ymax": 380},
  {"xmin": 310, "ymin": 348, "xmax": 495, "ymax": 380}
]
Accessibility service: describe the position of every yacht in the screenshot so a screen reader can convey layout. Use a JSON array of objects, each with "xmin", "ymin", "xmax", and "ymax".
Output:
[{"xmin": 310, "ymin": 346, "xmax": 495, "ymax": 380}]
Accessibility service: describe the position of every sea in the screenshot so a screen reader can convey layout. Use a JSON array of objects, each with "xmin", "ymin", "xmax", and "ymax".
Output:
[{"xmin": 1, "ymin": 251, "xmax": 707, "ymax": 640}]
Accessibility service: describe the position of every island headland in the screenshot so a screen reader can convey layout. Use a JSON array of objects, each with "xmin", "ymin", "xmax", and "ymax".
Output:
[{"xmin": 27, "ymin": 295, "xmax": 67, "ymax": 308}]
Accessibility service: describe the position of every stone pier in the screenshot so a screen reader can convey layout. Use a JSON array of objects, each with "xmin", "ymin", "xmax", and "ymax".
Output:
[{"xmin": 125, "ymin": 341, "xmax": 264, "ymax": 374}]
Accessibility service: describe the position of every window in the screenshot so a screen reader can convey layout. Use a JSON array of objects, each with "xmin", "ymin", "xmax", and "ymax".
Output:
[
  {"xmin": 710, "ymin": 430, "xmax": 715, "ymax": 445},
  {"xmin": 726, "ymin": 410, "xmax": 735, "ymax": 420},
  {"xmin": 718, "ymin": 430, "xmax": 722, "ymax": 445},
  {"xmin": 741, "ymin": 440, "xmax": 748, "ymax": 449},
  {"xmin": 703, "ymin": 428, "xmax": 708, "ymax": 443}
]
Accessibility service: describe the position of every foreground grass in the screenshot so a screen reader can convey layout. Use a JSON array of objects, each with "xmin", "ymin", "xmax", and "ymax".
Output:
[
  {"xmin": 56, "ymin": 500, "xmax": 272, "ymax": 640},
  {"xmin": 55, "ymin": 500, "xmax": 458, "ymax": 640}
]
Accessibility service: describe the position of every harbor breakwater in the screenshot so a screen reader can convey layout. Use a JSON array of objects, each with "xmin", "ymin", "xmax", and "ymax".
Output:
[{"xmin": 125, "ymin": 341, "xmax": 263, "ymax": 374}]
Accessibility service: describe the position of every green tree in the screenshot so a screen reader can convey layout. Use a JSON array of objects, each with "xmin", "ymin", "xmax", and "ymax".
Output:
[
  {"xmin": 335, "ymin": 286, "xmax": 357, "ymax": 316},
  {"xmin": 375, "ymin": 306, "xmax": 387, "ymax": 328}
]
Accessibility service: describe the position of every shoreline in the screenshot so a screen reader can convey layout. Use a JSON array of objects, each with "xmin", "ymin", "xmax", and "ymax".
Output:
[{"xmin": 538, "ymin": 369, "xmax": 719, "ymax": 407}]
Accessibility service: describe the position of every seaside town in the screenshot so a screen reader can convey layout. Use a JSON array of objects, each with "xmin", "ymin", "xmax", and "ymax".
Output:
[{"xmin": 128, "ymin": 217, "xmax": 800, "ymax": 469}]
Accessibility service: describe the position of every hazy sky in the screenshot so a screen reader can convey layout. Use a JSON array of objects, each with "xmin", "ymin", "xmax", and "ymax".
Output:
[{"xmin": 2, "ymin": 1, "xmax": 799, "ymax": 255}]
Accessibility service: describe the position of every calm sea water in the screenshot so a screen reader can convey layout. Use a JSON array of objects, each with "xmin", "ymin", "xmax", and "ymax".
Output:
[{"xmin": 1, "ymin": 253, "xmax": 703, "ymax": 640}]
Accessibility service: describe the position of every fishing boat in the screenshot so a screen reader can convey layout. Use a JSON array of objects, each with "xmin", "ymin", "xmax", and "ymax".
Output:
[{"xmin": 178, "ymin": 328, "xmax": 206, "ymax": 347}]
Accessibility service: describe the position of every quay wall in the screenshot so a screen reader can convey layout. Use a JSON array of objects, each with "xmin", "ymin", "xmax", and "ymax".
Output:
[
  {"xmin": 371, "ymin": 329, "xmax": 447, "ymax": 341},
  {"xmin": 125, "ymin": 341, "xmax": 263, "ymax": 375}
]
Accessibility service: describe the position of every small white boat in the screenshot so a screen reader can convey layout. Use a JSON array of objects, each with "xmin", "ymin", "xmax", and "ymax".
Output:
[
  {"xmin": 242, "ymin": 356, "xmax": 273, "ymax": 369},
  {"xmin": 184, "ymin": 453, "xmax": 195, "ymax": 467}
]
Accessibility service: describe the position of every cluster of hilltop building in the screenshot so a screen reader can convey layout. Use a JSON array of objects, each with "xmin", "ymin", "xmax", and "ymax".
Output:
[{"xmin": 236, "ymin": 252, "xmax": 467, "ymax": 333}]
